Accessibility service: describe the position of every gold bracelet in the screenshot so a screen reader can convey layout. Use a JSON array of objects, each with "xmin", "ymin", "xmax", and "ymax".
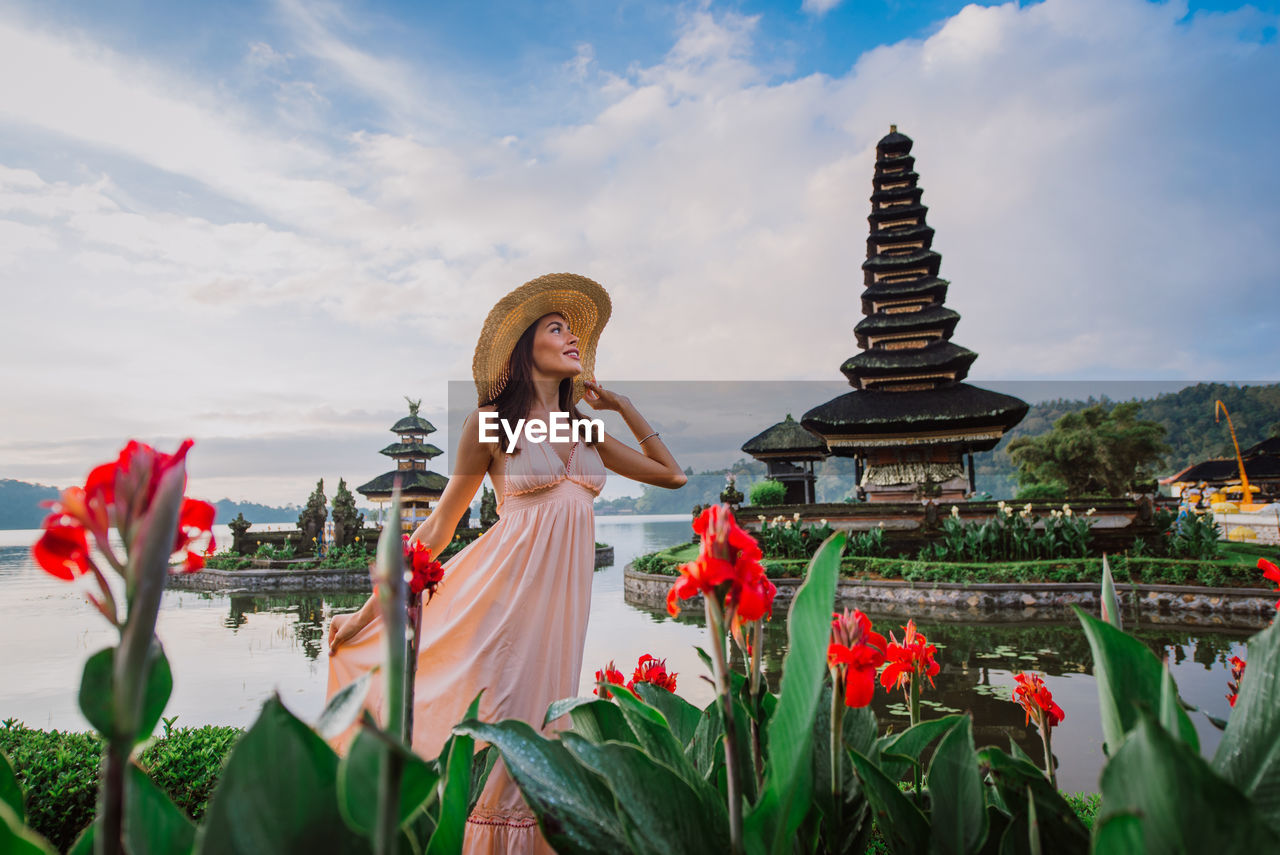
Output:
[{"xmin": 638, "ymin": 432, "xmax": 659, "ymax": 444}]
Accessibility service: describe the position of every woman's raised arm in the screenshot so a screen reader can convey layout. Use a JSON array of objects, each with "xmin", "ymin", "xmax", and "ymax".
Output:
[{"xmin": 583, "ymin": 380, "xmax": 687, "ymax": 489}]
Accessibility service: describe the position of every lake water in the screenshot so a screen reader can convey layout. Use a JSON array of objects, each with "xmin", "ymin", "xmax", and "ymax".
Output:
[{"xmin": 0, "ymin": 517, "xmax": 1252, "ymax": 794}]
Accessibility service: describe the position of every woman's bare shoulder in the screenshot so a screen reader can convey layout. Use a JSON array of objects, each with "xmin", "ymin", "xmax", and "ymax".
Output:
[{"xmin": 467, "ymin": 405, "xmax": 503, "ymax": 463}]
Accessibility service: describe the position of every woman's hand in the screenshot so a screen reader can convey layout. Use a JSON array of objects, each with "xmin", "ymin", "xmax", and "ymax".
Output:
[
  {"xmin": 328, "ymin": 613, "xmax": 363, "ymax": 654},
  {"xmin": 583, "ymin": 379, "xmax": 628, "ymax": 412}
]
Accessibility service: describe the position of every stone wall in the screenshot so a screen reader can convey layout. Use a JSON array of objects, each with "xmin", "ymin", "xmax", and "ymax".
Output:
[
  {"xmin": 623, "ymin": 565, "xmax": 1276, "ymax": 630},
  {"xmin": 1217, "ymin": 509, "xmax": 1280, "ymax": 546},
  {"xmin": 169, "ymin": 567, "xmax": 371, "ymax": 593},
  {"xmin": 171, "ymin": 545, "xmax": 616, "ymax": 593}
]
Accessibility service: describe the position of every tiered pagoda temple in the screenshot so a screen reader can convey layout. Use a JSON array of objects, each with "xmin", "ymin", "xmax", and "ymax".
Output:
[
  {"xmin": 357, "ymin": 398, "xmax": 449, "ymax": 531},
  {"xmin": 741, "ymin": 414, "xmax": 828, "ymax": 504},
  {"xmin": 802, "ymin": 127, "xmax": 1028, "ymax": 502}
]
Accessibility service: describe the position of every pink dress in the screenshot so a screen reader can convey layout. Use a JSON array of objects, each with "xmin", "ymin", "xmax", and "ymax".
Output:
[{"xmin": 326, "ymin": 433, "xmax": 605, "ymax": 854}]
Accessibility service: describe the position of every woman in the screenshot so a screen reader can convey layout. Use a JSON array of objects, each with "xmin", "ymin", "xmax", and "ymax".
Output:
[{"xmin": 326, "ymin": 272, "xmax": 686, "ymax": 853}]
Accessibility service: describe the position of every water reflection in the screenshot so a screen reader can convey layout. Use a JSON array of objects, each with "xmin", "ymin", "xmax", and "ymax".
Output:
[
  {"xmin": 623, "ymin": 600, "xmax": 1247, "ymax": 793},
  {"xmin": 223, "ymin": 594, "xmax": 368, "ymax": 659}
]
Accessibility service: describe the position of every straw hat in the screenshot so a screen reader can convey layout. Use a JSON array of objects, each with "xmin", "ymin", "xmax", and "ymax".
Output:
[{"xmin": 472, "ymin": 272, "xmax": 612, "ymax": 406}]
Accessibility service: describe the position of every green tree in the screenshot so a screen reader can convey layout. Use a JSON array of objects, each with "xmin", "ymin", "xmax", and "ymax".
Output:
[
  {"xmin": 296, "ymin": 479, "xmax": 327, "ymax": 547},
  {"xmin": 479, "ymin": 485, "xmax": 498, "ymax": 529},
  {"xmin": 330, "ymin": 478, "xmax": 363, "ymax": 547},
  {"xmin": 1007, "ymin": 402, "xmax": 1169, "ymax": 497}
]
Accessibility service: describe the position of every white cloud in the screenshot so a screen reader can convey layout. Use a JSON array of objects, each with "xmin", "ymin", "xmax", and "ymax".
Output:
[
  {"xmin": 801, "ymin": 0, "xmax": 845, "ymax": 17},
  {"xmin": 1, "ymin": 0, "xmax": 1278, "ymax": 501},
  {"xmin": 274, "ymin": 0, "xmax": 453, "ymax": 133}
]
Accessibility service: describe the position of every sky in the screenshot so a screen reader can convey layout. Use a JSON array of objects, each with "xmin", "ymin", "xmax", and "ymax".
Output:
[{"xmin": 1, "ymin": 0, "xmax": 1278, "ymax": 506}]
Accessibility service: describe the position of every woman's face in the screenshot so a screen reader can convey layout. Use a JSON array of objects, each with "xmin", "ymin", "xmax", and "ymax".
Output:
[{"xmin": 529, "ymin": 312, "xmax": 581, "ymax": 380}]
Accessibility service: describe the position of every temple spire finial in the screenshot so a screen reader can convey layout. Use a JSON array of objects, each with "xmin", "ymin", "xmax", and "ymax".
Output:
[{"xmin": 890, "ymin": 124, "xmax": 897, "ymax": 133}]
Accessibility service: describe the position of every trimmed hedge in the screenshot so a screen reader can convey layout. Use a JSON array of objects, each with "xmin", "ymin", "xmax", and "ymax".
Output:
[
  {"xmin": 0, "ymin": 720, "xmax": 240, "ymax": 852},
  {"xmin": 631, "ymin": 546, "xmax": 1271, "ymax": 588}
]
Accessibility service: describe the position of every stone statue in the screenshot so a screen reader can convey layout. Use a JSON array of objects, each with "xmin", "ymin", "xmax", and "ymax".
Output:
[
  {"xmin": 720, "ymin": 475, "xmax": 744, "ymax": 509},
  {"xmin": 229, "ymin": 513, "xmax": 252, "ymax": 555},
  {"xmin": 331, "ymin": 478, "xmax": 364, "ymax": 548},
  {"xmin": 405, "ymin": 396, "xmax": 422, "ymax": 416}
]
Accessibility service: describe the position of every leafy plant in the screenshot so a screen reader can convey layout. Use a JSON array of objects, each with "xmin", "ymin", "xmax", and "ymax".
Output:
[
  {"xmin": 748, "ymin": 479, "xmax": 787, "ymax": 507},
  {"xmin": 1167, "ymin": 511, "xmax": 1223, "ymax": 560}
]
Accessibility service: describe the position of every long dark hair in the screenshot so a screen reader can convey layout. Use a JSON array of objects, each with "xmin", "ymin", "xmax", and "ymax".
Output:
[{"xmin": 483, "ymin": 315, "xmax": 596, "ymax": 454}]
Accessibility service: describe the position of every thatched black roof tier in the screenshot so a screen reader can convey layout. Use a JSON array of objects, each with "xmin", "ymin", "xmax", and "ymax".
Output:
[
  {"xmin": 854, "ymin": 306, "xmax": 960, "ymax": 347},
  {"xmin": 876, "ymin": 129, "xmax": 913, "ymax": 155},
  {"xmin": 869, "ymin": 204, "xmax": 928, "ymax": 227},
  {"xmin": 1166, "ymin": 455, "xmax": 1280, "ymax": 484},
  {"xmin": 801, "ymin": 384, "xmax": 1029, "ymax": 454},
  {"xmin": 841, "ymin": 340, "xmax": 977, "ymax": 387},
  {"xmin": 870, "ymin": 185, "xmax": 923, "ymax": 204},
  {"xmin": 875, "ymin": 155, "xmax": 915, "ymax": 175},
  {"xmin": 860, "ymin": 276, "xmax": 949, "ymax": 308},
  {"xmin": 1245, "ymin": 437, "xmax": 1280, "ymax": 457},
  {"xmin": 866, "ymin": 223, "xmax": 934, "ymax": 252},
  {"xmin": 741, "ymin": 414, "xmax": 829, "ymax": 458},
  {"xmin": 862, "ymin": 248, "xmax": 941, "ymax": 277},
  {"xmin": 378, "ymin": 442, "xmax": 443, "ymax": 460},
  {"xmin": 873, "ymin": 169, "xmax": 919, "ymax": 187},
  {"xmin": 356, "ymin": 469, "xmax": 448, "ymax": 499},
  {"xmin": 392, "ymin": 414, "xmax": 436, "ymax": 434}
]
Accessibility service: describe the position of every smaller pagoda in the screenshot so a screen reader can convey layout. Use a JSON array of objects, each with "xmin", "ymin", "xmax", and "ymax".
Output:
[
  {"xmin": 741, "ymin": 414, "xmax": 829, "ymax": 504},
  {"xmin": 357, "ymin": 398, "xmax": 449, "ymax": 532}
]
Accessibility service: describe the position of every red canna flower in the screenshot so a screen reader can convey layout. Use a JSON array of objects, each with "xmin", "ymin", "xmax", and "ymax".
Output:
[
  {"xmin": 879, "ymin": 619, "xmax": 940, "ymax": 693},
  {"xmin": 403, "ymin": 537, "xmax": 445, "ymax": 601},
  {"xmin": 667, "ymin": 504, "xmax": 774, "ymax": 626},
  {"xmin": 1260, "ymin": 559, "xmax": 1280, "ymax": 610},
  {"xmin": 628, "ymin": 654, "xmax": 678, "ymax": 693},
  {"xmin": 1012, "ymin": 672, "xmax": 1065, "ymax": 728},
  {"xmin": 102, "ymin": 439, "xmax": 195, "ymax": 528},
  {"xmin": 594, "ymin": 661, "xmax": 627, "ymax": 698},
  {"xmin": 1227, "ymin": 655, "xmax": 1247, "ymax": 707},
  {"xmin": 692, "ymin": 503, "xmax": 763, "ymax": 561},
  {"xmin": 733, "ymin": 555, "xmax": 777, "ymax": 625},
  {"xmin": 31, "ymin": 439, "xmax": 214, "ymax": 628},
  {"xmin": 174, "ymin": 497, "xmax": 217, "ymax": 573},
  {"xmin": 41, "ymin": 485, "xmax": 110, "ymax": 544},
  {"xmin": 666, "ymin": 554, "xmax": 736, "ymax": 616},
  {"xmin": 827, "ymin": 609, "xmax": 886, "ymax": 708},
  {"xmin": 32, "ymin": 520, "xmax": 92, "ymax": 581},
  {"xmin": 32, "ymin": 439, "xmax": 215, "ymax": 582}
]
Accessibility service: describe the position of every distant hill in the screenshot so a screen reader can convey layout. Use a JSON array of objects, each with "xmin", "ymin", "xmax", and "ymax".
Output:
[
  {"xmin": 595, "ymin": 460, "xmax": 768, "ymax": 515},
  {"xmin": 0, "ymin": 479, "xmax": 61, "ymax": 529},
  {"xmin": 0, "ymin": 479, "xmax": 305, "ymax": 529},
  {"xmin": 212, "ymin": 499, "xmax": 302, "ymax": 526}
]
